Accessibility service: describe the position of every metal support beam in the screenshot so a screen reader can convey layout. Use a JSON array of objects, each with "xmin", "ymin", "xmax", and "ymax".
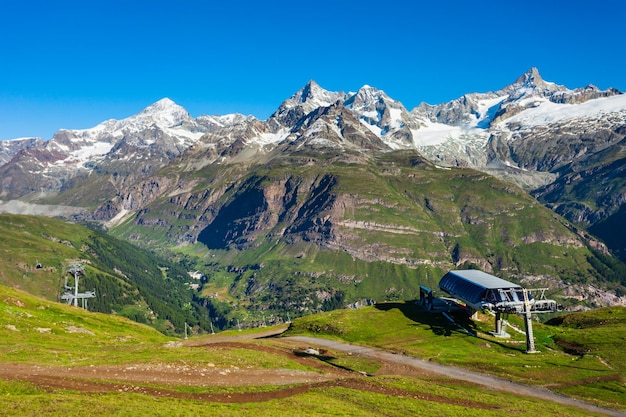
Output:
[
  {"xmin": 490, "ymin": 311, "xmax": 510, "ymax": 338},
  {"xmin": 523, "ymin": 289, "xmax": 537, "ymax": 353}
]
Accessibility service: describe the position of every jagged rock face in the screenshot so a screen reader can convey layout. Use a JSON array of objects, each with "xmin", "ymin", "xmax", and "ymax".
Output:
[
  {"xmin": 268, "ymin": 80, "xmax": 347, "ymax": 131},
  {"xmin": 487, "ymin": 123, "xmax": 626, "ymax": 172},
  {"xmin": 533, "ymin": 134, "xmax": 626, "ymax": 226},
  {"xmin": 345, "ymin": 85, "xmax": 418, "ymax": 149},
  {"xmin": 194, "ymin": 174, "xmax": 339, "ymax": 250},
  {"xmin": 426, "ymin": 93, "xmax": 492, "ymax": 126},
  {"xmin": 550, "ymin": 85, "xmax": 622, "ymax": 104},
  {"xmin": 283, "ymin": 101, "xmax": 391, "ymax": 152}
]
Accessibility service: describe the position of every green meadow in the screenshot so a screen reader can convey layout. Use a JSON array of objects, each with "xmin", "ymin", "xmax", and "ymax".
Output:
[{"xmin": 0, "ymin": 284, "xmax": 624, "ymax": 416}]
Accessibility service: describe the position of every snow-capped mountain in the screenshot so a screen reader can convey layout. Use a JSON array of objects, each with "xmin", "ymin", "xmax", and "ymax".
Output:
[
  {"xmin": 1, "ymin": 69, "xmax": 623, "ymax": 179},
  {"xmin": 0, "ymin": 68, "xmax": 624, "ymax": 233},
  {"xmin": 0, "ymin": 98, "xmax": 213, "ymax": 201},
  {"xmin": 0, "ymin": 137, "xmax": 44, "ymax": 166},
  {"xmin": 406, "ymin": 68, "xmax": 625, "ymax": 178},
  {"xmin": 267, "ymin": 80, "xmax": 346, "ymax": 132},
  {"xmin": 344, "ymin": 85, "xmax": 420, "ymax": 150},
  {"xmin": 43, "ymin": 97, "xmax": 202, "ymax": 166}
]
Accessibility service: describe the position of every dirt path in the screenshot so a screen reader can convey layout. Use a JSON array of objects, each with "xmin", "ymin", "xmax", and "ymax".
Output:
[{"xmin": 287, "ymin": 336, "xmax": 625, "ymax": 417}]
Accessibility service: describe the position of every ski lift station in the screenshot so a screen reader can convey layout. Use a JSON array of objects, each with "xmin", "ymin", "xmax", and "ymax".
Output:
[{"xmin": 437, "ymin": 270, "xmax": 558, "ymax": 353}]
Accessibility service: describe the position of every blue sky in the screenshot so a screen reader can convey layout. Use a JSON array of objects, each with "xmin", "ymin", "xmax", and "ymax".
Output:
[{"xmin": 1, "ymin": 0, "xmax": 624, "ymax": 140}]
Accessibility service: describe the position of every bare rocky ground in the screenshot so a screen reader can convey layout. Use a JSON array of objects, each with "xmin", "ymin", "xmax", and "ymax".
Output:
[{"xmin": 0, "ymin": 329, "xmax": 623, "ymax": 416}]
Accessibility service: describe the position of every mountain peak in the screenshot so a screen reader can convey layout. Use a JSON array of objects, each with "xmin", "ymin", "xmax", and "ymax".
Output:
[
  {"xmin": 140, "ymin": 97, "xmax": 183, "ymax": 114},
  {"xmin": 277, "ymin": 81, "xmax": 346, "ymax": 115},
  {"xmin": 497, "ymin": 67, "xmax": 566, "ymax": 102},
  {"xmin": 354, "ymin": 84, "xmax": 388, "ymax": 98},
  {"xmin": 137, "ymin": 98, "xmax": 191, "ymax": 127},
  {"xmin": 298, "ymin": 80, "xmax": 332, "ymax": 103},
  {"xmin": 303, "ymin": 79, "xmax": 321, "ymax": 90},
  {"xmin": 513, "ymin": 67, "xmax": 550, "ymax": 90}
]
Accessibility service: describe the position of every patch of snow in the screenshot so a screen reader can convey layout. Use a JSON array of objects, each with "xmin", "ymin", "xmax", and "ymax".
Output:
[
  {"xmin": 475, "ymin": 96, "xmax": 505, "ymax": 126},
  {"xmin": 307, "ymin": 138, "xmax": 339, "ymax": 147},
  {"xmin": 165, "ymin": 126, "xmax": 205, "ymax": 142},
  {"xmin": 500, "ymin": 94, "xmax": 626, "ymax": 127},
  {"xmin": 361, "ymin": 119, "xmax": 382, "ymax": 136},
  {"xmin": 330, "ymin": 117, "xmax": 343, "ymax": 138},
  {"xmin": 411, "ymin": 121, "xmax": 472, "ymax": 146},
  {"xmin": 2, "ymin": 136, "xmax": 42, "ymax": 142},
  {"xmin": 388, "ymin": 108, "xmax": 404, "ymax": 129},
  {"xmin": 256, "ymin": 129, "xmax": 288, "ymax": 145},
  {"xmin": 52, "ymin": 142, "xmax": 70, "ymax": 153},
  {"xmin": 306, "ymin": 119, "xmax": 326, "ymax": 136},
  {"xmin": 66, "ymin": 141, "xmax": 114, "ymax": 164},
  {"xmin": 361, "ymin": 110, "xmax": 378, "ymax": 119}
]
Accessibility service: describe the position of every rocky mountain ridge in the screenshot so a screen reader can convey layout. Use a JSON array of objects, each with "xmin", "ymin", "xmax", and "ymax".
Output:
[
  {"xmin": 1, "ymin": 69, "xmax": 623, "ymax": 188},
  {"xmin": 0, "ymin": 137, "xmax": 44, "ymax": 166},
  {"xmin": 2, "ymin": 68, "xmax": 624, "ymax": 228}
]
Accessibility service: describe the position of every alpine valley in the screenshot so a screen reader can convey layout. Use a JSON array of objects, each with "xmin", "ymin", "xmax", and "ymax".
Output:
[{"xmin": 1, "ymin": 68, "xmax": 626, "ymax": 332}]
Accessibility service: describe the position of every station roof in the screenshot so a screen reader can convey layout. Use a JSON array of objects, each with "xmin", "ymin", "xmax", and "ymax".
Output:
[
  {"xmin": 439, "ymin": 270, "xmax": 521, "ymax": 307},
  {"xmin": 444, "ymin": 270, "xmax": 521, "ymax": 289}
]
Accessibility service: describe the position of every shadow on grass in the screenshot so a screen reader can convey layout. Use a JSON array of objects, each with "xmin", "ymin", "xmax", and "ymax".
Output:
[
  {"xmin": 293, "ymin": 350, "xmax": 367, "ymax": 374},
  {"xmin": 375, "ymin": 301, "xmax": 525, "ymax": 353}
]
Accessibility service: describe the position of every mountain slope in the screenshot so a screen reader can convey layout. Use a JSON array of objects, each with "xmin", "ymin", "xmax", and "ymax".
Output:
[
  {"xmin": 108, "ymin": 148, "xmax": 625, "ymax": 318},
  {"xmin": 1, "ymin": 69, "xmax": 626, "ymax": 315},
  {"xmin": 0, "ymin": 213, "xmax": 213, "ymax": 335}
]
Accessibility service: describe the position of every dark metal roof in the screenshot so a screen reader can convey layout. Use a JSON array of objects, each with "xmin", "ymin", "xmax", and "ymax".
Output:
[
  {"xmin": 444, "ymin": 270, "xmax": 520, "ymax": 289},
  {"xmin": 439, "ymin": 270, "xmax": 522, "ymax": 308}
]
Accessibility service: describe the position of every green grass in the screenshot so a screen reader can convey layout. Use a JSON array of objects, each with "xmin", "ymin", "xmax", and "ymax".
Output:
[
  {"xmin": 0, "ymin": 284, "xmax": 294, "ymax": 368},
  {"xmin": 0, "ymin": 285, "xmax": 619, "ymax": 415},
  {"xmin": 0, "ymin": 376, "xmax": 607, "ymax": 417},
  {"xmin": 0, "ymin": 285, "xmax": 169, "ymax": 365},
  {"xmin": 285, "ymin": 302, "xmax": 626, "ymax": 411}
]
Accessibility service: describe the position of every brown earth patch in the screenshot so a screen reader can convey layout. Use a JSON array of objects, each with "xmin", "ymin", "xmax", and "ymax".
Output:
[
  {"xmin": 0, "ymin": 362, "xmax": 497, "ymax": 408},
  {"xmin": 0, "ymin": 335, "xmax": 496, "ymax": 408}
]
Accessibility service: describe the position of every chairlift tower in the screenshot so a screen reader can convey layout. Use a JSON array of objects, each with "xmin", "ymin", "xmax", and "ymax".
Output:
[{"xmin": 61, "ymin": 262, "xmax": 96, "ymax": 309}]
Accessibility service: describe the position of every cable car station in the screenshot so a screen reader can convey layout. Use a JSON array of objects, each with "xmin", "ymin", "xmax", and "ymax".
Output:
[{"xmin": 423, "ymin": 270, "xmax": 559, "ymax": 353}]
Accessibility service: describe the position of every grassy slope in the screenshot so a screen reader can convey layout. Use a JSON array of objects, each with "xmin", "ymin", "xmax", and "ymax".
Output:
[
  {"xmin": 0, "ymin": 285, "xmax": 169, "ymax": 365},
  {"xmin": 285, "ymin": 302, "xmax": 626, "ymax": 411},
  {"xmin": 0, "ymin": 213, "xmax": 211, "ymax": 336},
  {"xmin": 0, "ymin": 284, "xmax": 613, "ymax": 416}
]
